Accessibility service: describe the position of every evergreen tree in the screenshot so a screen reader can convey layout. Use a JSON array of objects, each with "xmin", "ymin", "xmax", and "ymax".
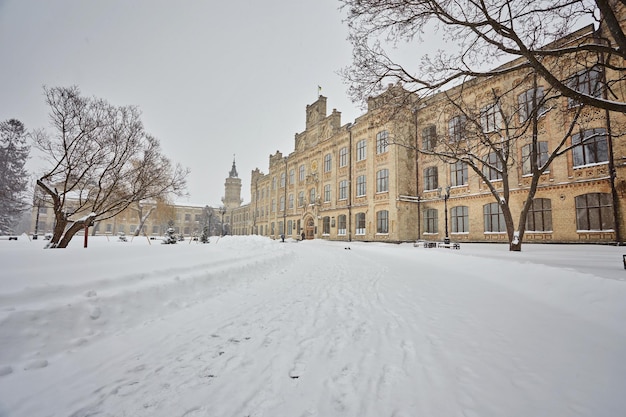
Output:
[
  {"xmin": 0, "ymin": 119, "xmax": 30, "ymax": 234},
  {"xmin": 200, "ymin": 225, "xmax": 209, "ymax": 244},
  {"xmin": 162, "ymin": 220, "xmax": 177, "ymax": 244}
]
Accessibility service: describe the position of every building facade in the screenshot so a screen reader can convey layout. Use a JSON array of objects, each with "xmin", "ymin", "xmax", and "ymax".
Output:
[{"xmin": 228, "ymin": 24, "xmax": 625, "ymax": 244}]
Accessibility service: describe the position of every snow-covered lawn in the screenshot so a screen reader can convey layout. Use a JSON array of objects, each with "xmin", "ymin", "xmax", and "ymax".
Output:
[{"xmin": 0, "ymin": 235, "xmax": 625, "ymax": 417}]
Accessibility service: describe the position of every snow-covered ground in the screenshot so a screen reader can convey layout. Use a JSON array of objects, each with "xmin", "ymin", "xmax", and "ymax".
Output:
[{"xmin": 0, "ymin": 235, "xmax": 625, "ymax": 417}]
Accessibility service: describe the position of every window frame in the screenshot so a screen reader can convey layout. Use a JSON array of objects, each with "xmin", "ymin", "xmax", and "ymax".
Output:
[
  {"xmin": 339, "ymin": 180, "xmax": 348, "ymax": 200},
  {"xmin": 483, "ymin": 202, "xmax": 506, "ymax": 233},
  {"xmin": 450, "ymin": 161, "xmax": 468, "ymax": 186},
  {"xmin": 572, "ymin": 128, "xmax": 608, "ymax": 167},
  {"xmin": 376, "ymin": 169, "xmax": 389, "ymax": 193},
  {"xmin": 424, "ymin": 166, "xmax": 438, "ymax": 191},
  {"xmin": 376, "ymin": 130, "xmax": 389, "ymax": 154},
  {"xmin": 526, "ymin": 198, "xmax": 553, "ymax": 232},
  {"xmin": 356, "ymin": 175, "xmax": 367, "ymax": 197},
  {"xmin": 575, "ymin": 193, "xmax": 614, "ymax": 231},
  {"xmin": 518, "ymin": 86, "xmax": 546, "ymax": 123},
  {"xmin": 376, "ymin": 210, "xmax": 389, "ymax": 234},
  {"xmin": 521, "ymin": 141, "xmax": 549, "ymax": 175},
  {"xmin": 339, "ymin": 147, "xmax": 348, "ymax": 167},
  {"xmin": 324, "ymin": 153, "xmax": 332, "ymax": 172},
  {"xmin": 356, "ymin": 139, "xmax": 367, "ymax": 161},
  {"xmin": 424, "ymin": 208, "xmax": 438, "ymax": 234},
  {"xmin": 448, "ymin": 115, "xmax": 466, "ymax": 142},
  {"xmin": 451, "ymin": 205, "xmax": 469, "ymax": 233},
  {"xmin": 355, "ymin": 212, "xmax": 366, "ymax": 235},
  {"xmin": 422, "ymin": 125, "xmax": 436, "ymax": 151}
]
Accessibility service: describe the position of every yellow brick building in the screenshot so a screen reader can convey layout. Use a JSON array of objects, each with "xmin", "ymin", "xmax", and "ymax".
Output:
[{"xmin": 228, "ymin": 23, "xmax": 625, "ymax": 245}]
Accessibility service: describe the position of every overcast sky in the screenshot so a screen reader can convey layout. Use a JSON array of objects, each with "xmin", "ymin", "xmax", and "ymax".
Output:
[{"xmin": 0, "ymin": 0, "xmax": 364, "ymax": 206}]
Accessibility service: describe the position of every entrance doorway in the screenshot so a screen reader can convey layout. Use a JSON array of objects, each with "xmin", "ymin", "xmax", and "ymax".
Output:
[{"xmin": 305, "ymin": 217, "xmax": 315, "ymax": 240}]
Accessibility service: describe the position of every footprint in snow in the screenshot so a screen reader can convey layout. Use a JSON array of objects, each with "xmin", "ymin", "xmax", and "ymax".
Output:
[{"xmin": 24, "ymin": 359, "xmax": 48, "ymax": 370}]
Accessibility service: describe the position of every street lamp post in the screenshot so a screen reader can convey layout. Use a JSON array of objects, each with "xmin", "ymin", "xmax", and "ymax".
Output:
[
  {"xmin": 438, "ymin": 186, "xmax": 451, "ymax": 244},
  {"xmin": 283, "ymin": 157, "xmax": 287, "ymax": 241},
  {"xmin": 219, "ymin": 207, "xmax": 226, "ymax": 237}
]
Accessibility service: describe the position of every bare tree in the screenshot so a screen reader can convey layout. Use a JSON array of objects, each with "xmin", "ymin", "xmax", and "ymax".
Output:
[
  {"xmin": 34, "ymin": 86, "xmax": 189, "ymax": 248},
  {"xmin": 386, "ymin": 70, "xmax": 611, "ymax": 251},
  {"xmin": 340, "ymin": 0, "xmax": 626, "ymax": 113}
]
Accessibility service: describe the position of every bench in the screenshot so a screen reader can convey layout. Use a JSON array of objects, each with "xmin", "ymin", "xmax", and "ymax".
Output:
[
  {"xmin": 438, "ymin": 242, "xmax": 460, "ymax": 249},
  {"xmin": 414, "ymin": 240, "xmax": 437, "ymax": 248}
]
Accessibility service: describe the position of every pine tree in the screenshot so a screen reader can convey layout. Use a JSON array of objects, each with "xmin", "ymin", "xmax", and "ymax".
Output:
[
  {"xmin": 0, "ymin": 119, "xmax": 30, "ymax": 235},
  {"xmin": 162, "ymin": 221, "xmax": 177, "ymax": 244},
  {"xmin": 200, "ymin": 225, "xmax": 209, "ymax": 243}
]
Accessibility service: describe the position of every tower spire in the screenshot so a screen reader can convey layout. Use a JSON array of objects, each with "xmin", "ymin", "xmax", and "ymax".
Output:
[{"xmin": 229, "ymin": 154, "xmax": 238, "ymax": 178}]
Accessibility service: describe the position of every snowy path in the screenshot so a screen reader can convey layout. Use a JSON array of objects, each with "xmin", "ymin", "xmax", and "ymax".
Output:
[{"xmin": 1, "ymin": 237, "xmax": 625, "ymax": 417}]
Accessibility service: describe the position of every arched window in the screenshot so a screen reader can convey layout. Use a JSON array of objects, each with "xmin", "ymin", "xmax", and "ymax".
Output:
[
  {"xmin": 355, "ymin": 213, "xmax": 366, "ymax": 235},
  {"xmin": 575, "ymin": 193, "xmax": 614, "ymax": 230}
]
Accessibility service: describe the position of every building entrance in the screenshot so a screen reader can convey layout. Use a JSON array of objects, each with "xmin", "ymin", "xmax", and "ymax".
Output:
[{"xmin": 305, "ymin": 217, "xmax": 315, "ymax": 240}]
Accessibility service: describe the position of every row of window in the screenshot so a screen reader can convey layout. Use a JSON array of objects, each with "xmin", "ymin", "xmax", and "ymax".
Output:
[
  {"xmin": 259, "ymin": 131, "xmax": 389, "ymax": 198},
  {"xmin": 253, "ymin": 169, "xmax": 391, "ymax": 218},
  {"xmin": 423, "ymin": 73, "xmax": 605, "ymax": 147},
  {"xmin": 320, "ymin": 211, "xmax": 390, "ymax": 235},
  {"xmin": 423, "ymin": 193, "xmax": 614, "ymax": 234},
  {"xmin": 422, "ymin": 128, "xmax": 608, "ymax": 190}
]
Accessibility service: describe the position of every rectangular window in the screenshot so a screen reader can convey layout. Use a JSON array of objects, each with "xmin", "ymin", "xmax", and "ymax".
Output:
[
  {"xmin": 289, "ymin": 169, "xmax": 295, "ymax": 184},
  {"xmin": 272, "ymin": 177, "xmax": 277, "ymax": 190},
  {"xmin": 480, "ymin": 103, "xmax": 502, "ymax": 132},
  {"xmin": 299, "ymin": 165, "xmax": 305, "ymax": 182},
  {"xmin": 448, "ymin": 115, "xmax": 466, "ymax": 142},
  {"xmin": 424, "ymin": 166, "xmax": 438, "ymax": 191},
  {"xmin": 324, "ymin": 184, "xmax": 331, "ymax": 202},
  {"xmin": 184, "ymin": 213, "xmax": 191, "ymax": 221},
  {"xmin": 376, "ymin": 169, "xmax": 389, "ymax": 193},
  {"xmin": 339, "ymin": 180, "xmax": 348, "ymax": 200},
  {"xmin": 483, "ymin": 152, "xmax": 502, "ymax": 180},
  {"xmin": 567, "ymin": 67, "xmax": 602, "ymax": 107},
  {"xmin": 357, "ymin": 139, "xmax": 367, "ymax": 161},
  {"xmin": 526, "ymin": 198, "xmax": 553, "ymax": 231},
  {"xmin": 376, "ymin": 210, "xmax": 389, "ymax": 233},
  {"xmin": 279, "ymin": 196, "xmax": 285, "ymax": 211},
  {"xmin": 425, "ymin": 209, "xmax": 438, "ymax": 234},
  {"xmin": 323, "ymin": 216, "xmax": 330, "ymax": 235},
  {"xmin": 280, "ymin": 173, "xmax": 286, "ymax": 188},
  {"xmin": 356, "ymin": 175, "xmax": 366, "ymax": 197},
  {"xmin": 355, "ymin": 213, "xmax": 366, "ymax": 235},
  {"xmin": 288, "ymin": 194, "xmax": 294, "ymax": 209},
  {"xmin": 298, "ymin": 191, "xmax": 304, "ymax": 207},
  {"xmin": 287, "ymin": 220, "xmax": 293, "ymax": 235},
  {"xmin": 450, "ymin": 161, "xmax": 468, "ymax": 186},
  {"xmin": 572, "ymin": 128, "xmax": 608, "ymax": 167},
  {"xmin": 522, "ymin": 142, "xmax": 549, "ymax": 175},
  {"xmin": 339, "ymin": 147, "xmax": 348, "ymax": 167},
  {"xmin": 376, "ymin": 130, "xmax": 389, "ymax": 154},
  {"xmin": 483, "ymin": 202, "xmax": 505, "ymax": 232},
  {"xmin": 337, "ymin": 215, "xmax": 347, "ymax": 235},
  {"xmin": 451, "ymin": 206, "xmax": 469, "ymax": 233},
  {"xmin": 309, "ymin": 188, "xmax": 316, "ymax": 204},
  {"xmin": 324, "ymin": 153, "xmax": 332, "ymax": 172},
  {"xmin": 151, "ymin": 225, "xmax": 158, "ymax": 234},
  {"xmin": 422, "ymin": 125, "xmax": 436, "ymax": 151},
  {"xmin": 518, "ymin": 87, "xmax": 546, "ymax": 122}
]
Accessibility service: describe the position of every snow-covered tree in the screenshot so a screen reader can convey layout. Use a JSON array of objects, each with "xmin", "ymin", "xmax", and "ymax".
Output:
[
  {"xmin": 162, "ymin": 222, "xmax": 177, "ymax": 245},
  {"xmin": 34, "ymin": 86, "xmax": 189, "ymax": 248},
  {"xmin": 0, "ymin": 119, "xmax": 30, "ymax": 234}
]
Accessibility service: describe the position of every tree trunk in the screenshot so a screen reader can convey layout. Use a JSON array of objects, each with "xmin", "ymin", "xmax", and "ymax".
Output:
[{"xmin": 134, "ymin": 206, "xmax": 155, "ymax": 236}]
